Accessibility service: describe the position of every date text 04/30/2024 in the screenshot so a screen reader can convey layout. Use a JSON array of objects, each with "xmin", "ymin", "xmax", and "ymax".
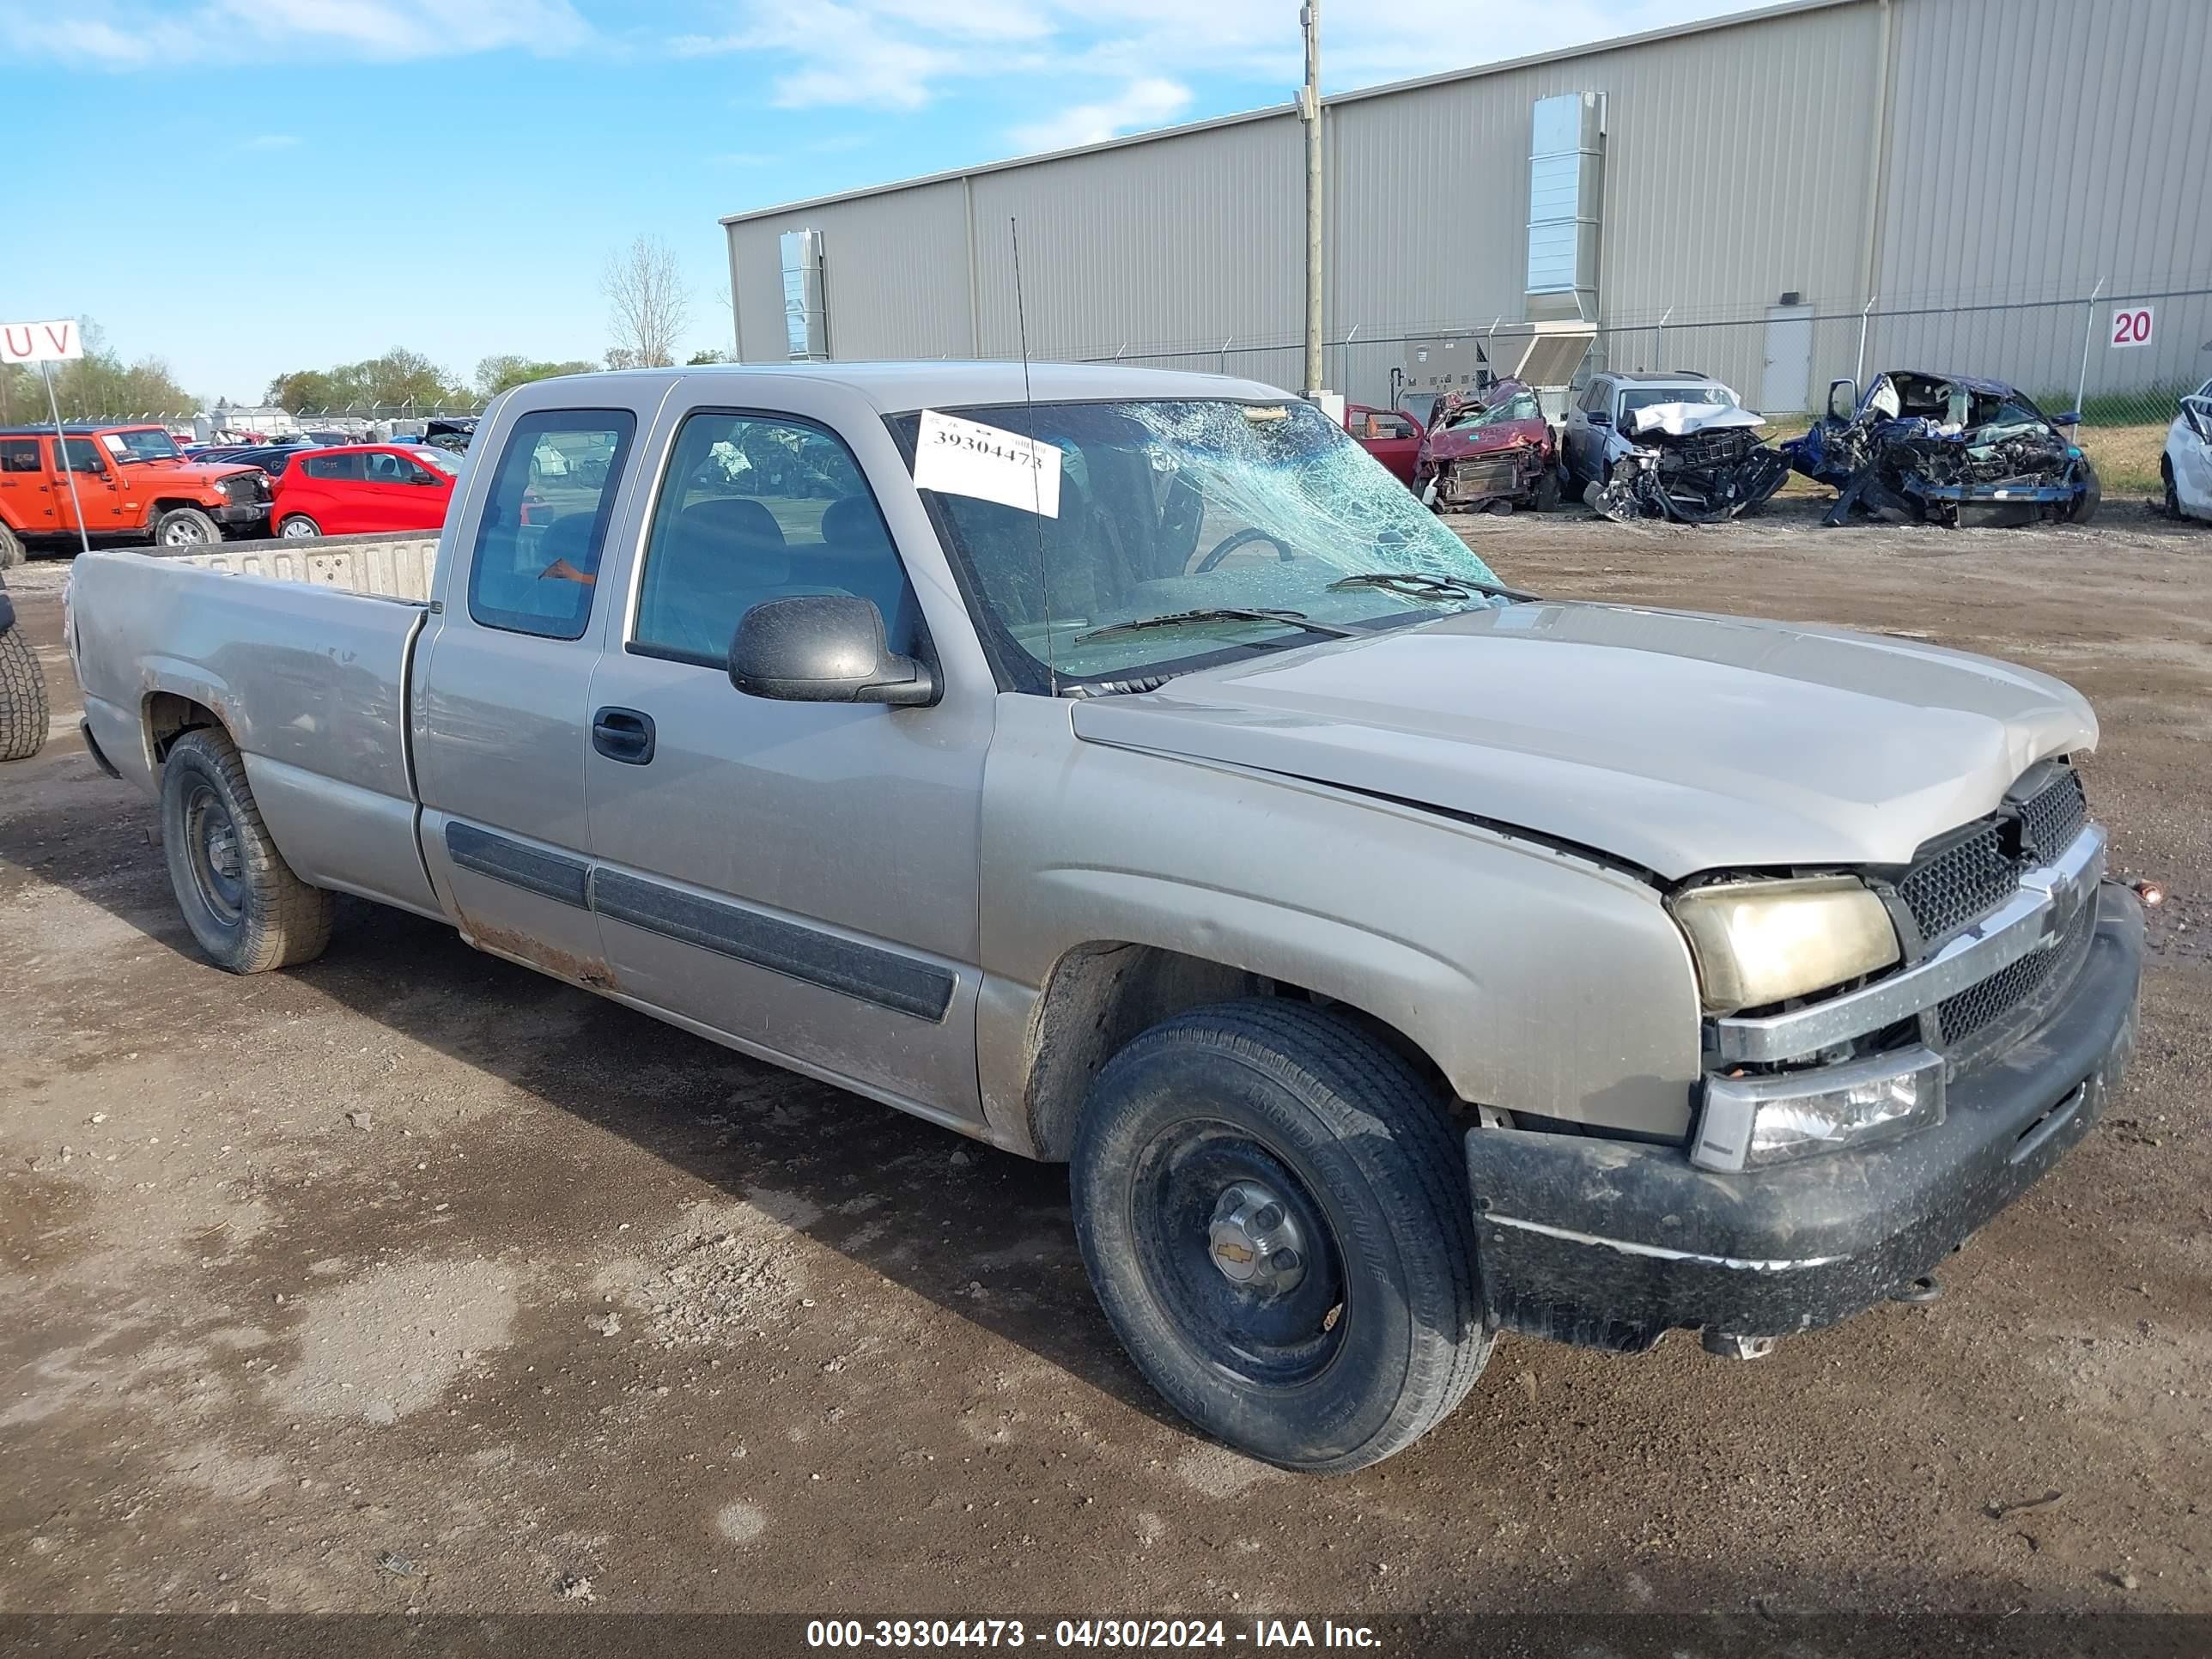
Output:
[{"xmin": 805, "ymin": 1619, "xmax": 1382, "ymax": 1650}]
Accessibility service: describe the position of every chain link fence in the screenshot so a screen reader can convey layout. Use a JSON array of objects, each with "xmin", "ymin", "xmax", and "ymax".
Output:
[{"xmin": 1071, "ymin": 283, "xmax": 2212, "ymax": 498}]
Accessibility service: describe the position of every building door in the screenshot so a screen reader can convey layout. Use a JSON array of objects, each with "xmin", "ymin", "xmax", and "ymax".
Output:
[{"xmin": 1760, "ymin": 305, "xmax": 1814, "ymax": 416}]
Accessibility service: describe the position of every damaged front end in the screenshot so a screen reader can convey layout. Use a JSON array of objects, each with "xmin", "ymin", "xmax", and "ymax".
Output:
[
  {"xmin": 1787, "ymin": 371, "xmax": 2100, "ymax": 529},
  {"xmin": 1585, "ymin": 404, "xmax": 1790, "ymax": 525}
]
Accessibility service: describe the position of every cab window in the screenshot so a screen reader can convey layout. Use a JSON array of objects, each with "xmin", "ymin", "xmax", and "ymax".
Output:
[
  {"xmin": 466, "ymin": 408, "xmax": 635, "ymax": 641},
  {"xmin": 0, "ymin": 439, "xmax": 40, "ymax": 472},
  {"xmin": 630, "ymin": 411, "xmax": 915, "ymax": 669},
  {"xmin": 58, "ymin": 439, "xmax": 107, "ymax": 474}
]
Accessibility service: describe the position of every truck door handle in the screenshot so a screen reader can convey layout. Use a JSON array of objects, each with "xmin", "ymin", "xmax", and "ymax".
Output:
[{"xmin": 592, "ymin": 707, "xmax": 656, "ymax": 765}]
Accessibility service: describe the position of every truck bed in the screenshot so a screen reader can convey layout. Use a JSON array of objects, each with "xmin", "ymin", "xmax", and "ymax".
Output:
[{"xmin": 70, "ymin": 538, "xmax": 443, "ymax": 917}]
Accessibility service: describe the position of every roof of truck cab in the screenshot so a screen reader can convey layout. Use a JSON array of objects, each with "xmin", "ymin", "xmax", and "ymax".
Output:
[{"xmin": 575, "ymin": 360, "xmax": 1294, "ymax": 414}]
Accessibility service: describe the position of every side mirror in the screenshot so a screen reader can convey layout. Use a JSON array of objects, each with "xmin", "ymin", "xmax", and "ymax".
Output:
[
  {"xmin": 2051, "ymin": 410, "xmax": 2082, "ymax": 428},
  {"xmin": 1826, "ymin": 378, "xmax": 1859, "ymax": 423},
  {"xmin": 729, "ymin": 594, "xmax": 937, "ymax": 708},
  {"xmin": 1587, "ymin": 410, "xmax": 1611, "ymax": 428}
]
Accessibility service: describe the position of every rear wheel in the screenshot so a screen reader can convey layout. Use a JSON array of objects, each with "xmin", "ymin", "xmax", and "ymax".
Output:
[
  {"xmin": 277, "ymin": 514, "xmax": 321, "ymax": 540},
  {"xmin": 0, "ymin": 623, "xmax": 47, "ymax": 762},
  {"xmin": 159, "ymin": 728, "xmax": 333, "ymax": 973},
  {"xmin": 1072, "ymin": 999, "xmax": 1489, "ymax": 1473},
  {"xmin": 0, "ymin": 523, "xmax": 23, "ymax": 569}
]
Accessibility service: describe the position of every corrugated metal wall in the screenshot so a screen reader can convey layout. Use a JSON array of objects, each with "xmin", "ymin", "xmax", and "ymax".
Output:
[{"xmin": 724, "ymin": 0, "xmax": 2212, "ymax": 409}]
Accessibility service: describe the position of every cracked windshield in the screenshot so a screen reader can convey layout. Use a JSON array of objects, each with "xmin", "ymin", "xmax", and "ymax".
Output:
[{"xmin": 904, "ymin": 398, "xmax": 1505, "ymax": 686}]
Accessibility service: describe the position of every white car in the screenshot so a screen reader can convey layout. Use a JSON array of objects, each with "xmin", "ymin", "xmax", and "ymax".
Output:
[{"xmin": 2163, "ymin": 379, "xmax": 2212, "ymax": 522}]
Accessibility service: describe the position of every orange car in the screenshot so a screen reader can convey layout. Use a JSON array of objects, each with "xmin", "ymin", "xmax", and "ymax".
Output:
[{"xmin": 0, "ymin": 423, "xmax": 270, "ymax": 562}]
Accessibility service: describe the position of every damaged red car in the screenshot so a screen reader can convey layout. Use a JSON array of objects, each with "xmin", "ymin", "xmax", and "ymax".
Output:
[{"xmin": 1413, "ymin": 380, "xmax": 1561, "ymax": 514}]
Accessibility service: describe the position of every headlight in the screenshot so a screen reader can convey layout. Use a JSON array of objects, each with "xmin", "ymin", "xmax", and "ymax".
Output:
[
  {"xmin": 1669, "ymin": 876, "xmax": 1899, "ymax": 1015},
  {"xmin": 1692, "ymin": 1047, "xmax": 1944, "ymax": 1172}
]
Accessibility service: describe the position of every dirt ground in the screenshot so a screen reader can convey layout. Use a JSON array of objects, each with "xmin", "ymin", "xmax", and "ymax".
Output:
[{"xmin": 3, "ymin": 495, "xmax": 2209, "ymax": 1628}]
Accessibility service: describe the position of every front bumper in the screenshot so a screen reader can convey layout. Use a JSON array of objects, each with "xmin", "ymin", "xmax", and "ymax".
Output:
[
  {"xmin": 213, "ymin": 501, "xmax": 269, "ymax": 526},
  {"xmin": 1463, "ymin": 883, "xmax": 2143, "ymax": 1352}
]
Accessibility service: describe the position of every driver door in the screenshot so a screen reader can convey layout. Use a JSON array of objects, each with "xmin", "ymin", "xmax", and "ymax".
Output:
[
  {"xmin": 52, "ymin": 439, "xmax": 133, "ymax": 533},
  {"xmin": 582, "ymin": 400, "xmax": 990, "ymax": 1122},
  {"xmin": 2176, "ymin": 398, "xmax": 2212, "ymax": 517}
]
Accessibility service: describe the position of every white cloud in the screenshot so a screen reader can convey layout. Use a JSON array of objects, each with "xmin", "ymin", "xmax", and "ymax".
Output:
[
  {"xmin": 679, "ymin": 0, "xmax": 1774, "ymax": 146},
  {"xmin": 1012, "ymin": 77, "xmax": 1193, "ymax": 153},
  {"xmin": 0, "ymin": 0, "xmax": 591, "ymax": 65}
]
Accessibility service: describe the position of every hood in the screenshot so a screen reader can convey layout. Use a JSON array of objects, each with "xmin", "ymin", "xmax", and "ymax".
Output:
[
  {"xmin": 1424, "ymin": 419, "xmax": 1548, "ymax": 461},
  {"xmin": 1069, "ymin": 604, "xmax": 2094, "ymax": 878},
  {"xmin": 141, "ymin": 458, "xmax": 260, "ymax": 487},
  {"xmin": 1628, "ymin": 404, "xmax": 1767, "ymax": 441}
]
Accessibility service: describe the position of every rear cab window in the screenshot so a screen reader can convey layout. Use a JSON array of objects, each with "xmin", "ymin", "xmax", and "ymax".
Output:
[
  {"xmin": 465, "ymin": 409, "xmax": 637, "ymax": 641},
  {"xmin": 0, "ymin": 439, "xmax": 40, "ymax": 473}
]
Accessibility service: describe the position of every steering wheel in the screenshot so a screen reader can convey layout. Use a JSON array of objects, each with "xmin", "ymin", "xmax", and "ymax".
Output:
[{"xmin": 1194, "ymin": 527, "xmax": 1297, "ymax": 573}]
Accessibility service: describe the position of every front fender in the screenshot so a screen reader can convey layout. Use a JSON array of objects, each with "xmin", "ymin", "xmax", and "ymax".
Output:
[{"xmin": 977, "ymin": 696, "xmax": 1704, "ymax": 1148}]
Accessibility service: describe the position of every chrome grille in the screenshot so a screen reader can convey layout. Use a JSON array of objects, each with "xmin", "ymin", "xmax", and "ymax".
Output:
[
  {"xmin": 2017, "ymin": 769, "xmax": 2087, "ymax": 862},
  {"xmin": 1897, "ymin": 823, "xmax": 2016, "ymax": 943},
  {"xmin": 1936, "ymin": 890, "xmax": 2097, "ymax": 1051}
]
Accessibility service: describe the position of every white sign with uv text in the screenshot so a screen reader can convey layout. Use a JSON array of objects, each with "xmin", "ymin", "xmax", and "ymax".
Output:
[
  {"xmin": 912, "ymin": 410, "xmax": 1060, "ymax": 518},
  {"xmin": 1, "ymin": 319, "xmax": 84, "ymax": 365}
]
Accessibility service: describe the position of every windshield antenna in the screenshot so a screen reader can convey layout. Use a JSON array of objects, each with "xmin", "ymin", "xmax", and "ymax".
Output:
[{"xmin": 1010, "ymin": 216, "xmax": 1058, "ymax": 696}]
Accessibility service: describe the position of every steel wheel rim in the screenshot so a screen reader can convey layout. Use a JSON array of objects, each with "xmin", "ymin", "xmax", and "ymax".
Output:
[
  {"xmin": 164, "ymin": 518, "xmax": 208, "ymax": 545},
  {"xmin": 1131, "ymin": 1119, "xmax": 1347, "ymax": 1389},
  {"xmin": 184, "ymin": 781, "xmax": 246, "ymax": 925}
]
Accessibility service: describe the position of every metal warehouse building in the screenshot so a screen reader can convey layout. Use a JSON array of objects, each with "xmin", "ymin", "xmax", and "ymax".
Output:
[{"xmin": 722, "ymin": 0, "xmax": 2212, "ymax": 417}]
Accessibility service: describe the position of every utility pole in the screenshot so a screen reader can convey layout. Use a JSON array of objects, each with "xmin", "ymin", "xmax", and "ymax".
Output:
[{"xmin": 1300, "ymin": 1, "xmax": 1323, "ymax": 398}]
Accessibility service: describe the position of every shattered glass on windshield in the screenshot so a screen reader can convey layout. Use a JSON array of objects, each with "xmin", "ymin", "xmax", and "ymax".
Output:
[{"xmin": 899, "ymin": 399, "xmax": 1505, "ymax": 691}]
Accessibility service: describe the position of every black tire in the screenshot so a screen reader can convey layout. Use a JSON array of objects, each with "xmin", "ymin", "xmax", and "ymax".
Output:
[
  {"xmin": 0, "ymin": 522, "xmax": 23, "ymax": 569},
  {"xmin": 1533, "ymin": 466, "xmax": 1563, "ymax": 513},
  {"xmin": 2164, "ymin": 459, "xmax": 2182, "ymax": 520},
  {"xmin": 0, "ymin": 623, "xmax": 46, "ymax": 763},
  {"xmin": 2065, "ymin": 457, "xmax": 2101, "ymax": 526},
  {"xmin": 1072, "ymin": 998, "xmax": 1489, "ymax": 1473},
  {"xmin": 152, "ymin": 507, "xmax": 222, "ymax": 549},
  {"xmin": 159, "ymin": 728, "xmax": 333, "ymax": 973},
  {"xmin": 277, "ymin": 514, "xmax": 322, "ymax": 540}
]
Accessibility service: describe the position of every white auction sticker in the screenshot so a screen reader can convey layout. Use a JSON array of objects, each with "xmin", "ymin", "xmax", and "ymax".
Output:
[{"xmin": 913, "ymin": 410, "xmax": 1060, "ymax": 518}]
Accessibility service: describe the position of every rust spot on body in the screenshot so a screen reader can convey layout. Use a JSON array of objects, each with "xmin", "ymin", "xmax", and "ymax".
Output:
[{"xmin": 457, "ymin": 913, "xmax": 617, "ymax": 992}]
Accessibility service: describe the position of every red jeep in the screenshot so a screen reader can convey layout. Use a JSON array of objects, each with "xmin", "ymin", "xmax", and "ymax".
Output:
[{"xmin": 0, "ymin": 423, "xmax": 270, "ymax": 564}]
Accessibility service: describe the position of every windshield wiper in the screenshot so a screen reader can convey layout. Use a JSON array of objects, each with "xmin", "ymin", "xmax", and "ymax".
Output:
[
  {"xmin": 1327, "ymin": 570, "xmax": 1540, "ymax": 604},
  {"xmin": 1078, "ymin": 607, "xmax": 1358, "ymax": 643}
]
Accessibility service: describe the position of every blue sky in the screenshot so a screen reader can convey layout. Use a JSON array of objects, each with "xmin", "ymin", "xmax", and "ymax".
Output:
[{"xmin": 3, "ymin": 0, "xmax": 1765, "ymax": 404}]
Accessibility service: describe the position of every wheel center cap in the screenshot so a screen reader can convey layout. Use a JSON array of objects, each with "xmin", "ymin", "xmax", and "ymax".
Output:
[{"xmin": 1207, "ymin": 1181, "xmax": 1307, "ymax": 1297}]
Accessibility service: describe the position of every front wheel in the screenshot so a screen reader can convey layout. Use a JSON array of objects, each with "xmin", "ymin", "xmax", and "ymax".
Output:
[
  {"xmin": 1533, "ymin": 465, "xmax": 1563, "ymax": 512},
  {"xmin": 0, "ymin": 522, "xmax": 23, "ymax": 569},
  {"xmin": 277, "ymin": 514, "xmax": 322, "ymax": 540},
  {"xmin": 159, "ymin": 728, "xmax": 333, "ymax": 973},
  {"xmin": 152, "ymin": 507, "xmax": 222, "ymax": 548},
  {"xmin": 1072, "ymin": 999, "xmax": 1489, "ymax": 1473},
  {"xmin": 2163, "ymin": 459, "xmax": 2182, "ymax": 520},
  {"xmin": 2064, "ymin": 457, "xmax": 2101, "ymax": 526}
]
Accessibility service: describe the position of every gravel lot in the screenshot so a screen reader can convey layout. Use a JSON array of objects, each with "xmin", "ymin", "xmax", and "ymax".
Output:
[{"xmin": 2, "ymin": 498, "xmax": 2208, "ymax": 1626}]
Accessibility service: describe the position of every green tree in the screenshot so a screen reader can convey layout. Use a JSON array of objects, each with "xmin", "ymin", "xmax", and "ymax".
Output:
[
  {"xmin": 265, "ymin": 348, "xmax": 470, "ymax": 414},
  {"xmin": 686, "ymin": 347, "xmax": 731, "ymax": 366},
  {"xmin": 1, "ymin": 320, "xmax": 194, "ymax": 422},
  {"xmin": 473, "ymin": 354, "xmax": 596, "ymax": 398}
]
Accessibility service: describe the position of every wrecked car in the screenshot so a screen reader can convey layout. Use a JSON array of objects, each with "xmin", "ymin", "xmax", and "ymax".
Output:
[
  {"xmin": 1413, "ymin": 380, "xmax": 1560, "ymax": 514},
  {"xmin": 1787, "ymin": 371, "xmax": 2100, "ymax": 528},
  {"xmin": 2161, "ymin": 380, "xmax": 2212, "ymax": 522},
  {"xmin": 1564, "ymin": 373, "xmax": 1790, "ymax": 524}
]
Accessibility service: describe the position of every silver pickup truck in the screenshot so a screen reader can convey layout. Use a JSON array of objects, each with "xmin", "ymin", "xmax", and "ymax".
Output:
[{"xmin": 67, "ymin": 363, "xmax": 2143, "ymax": 1472}]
